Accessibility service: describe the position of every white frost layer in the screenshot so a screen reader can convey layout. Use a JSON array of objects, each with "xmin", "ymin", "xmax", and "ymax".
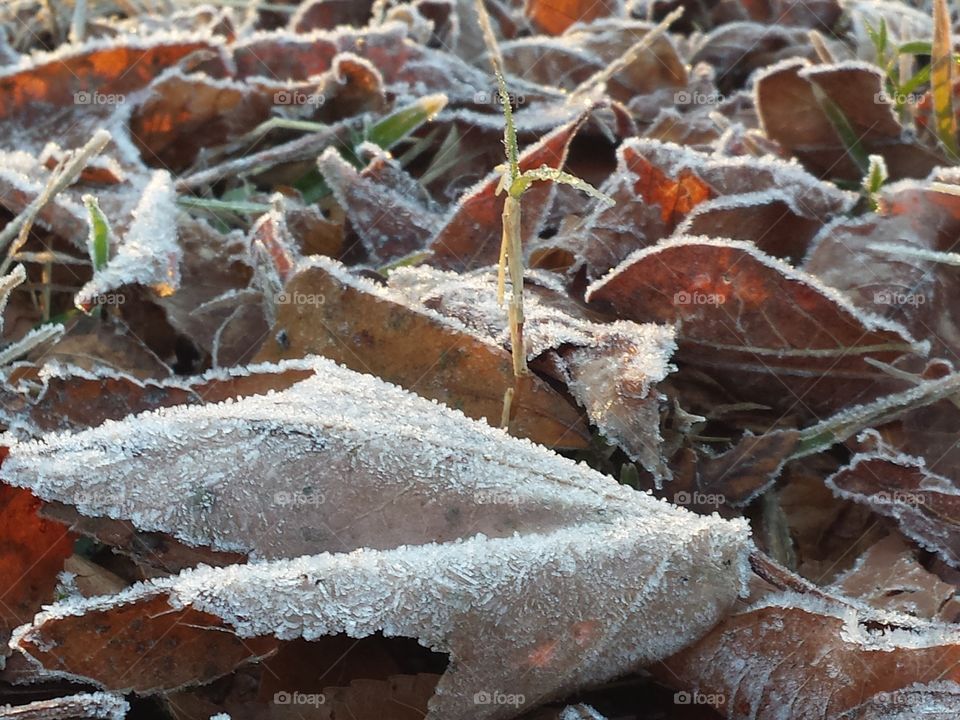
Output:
[
  {"xmin": 0, "ymin": 355, "xmax": 728, "ymax": 560},
  {"xmin": 18, "ymin": 513, "xmax": 749, "ymax": 719},
  {"xmin": 0, "ymin": 692, "xmax": 129, "ymax": 720}
]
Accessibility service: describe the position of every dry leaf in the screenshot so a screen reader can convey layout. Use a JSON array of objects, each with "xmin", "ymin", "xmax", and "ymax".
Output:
[{"xmin": 2, "ymin": 356, "xmax": 752, "ymax": 717}]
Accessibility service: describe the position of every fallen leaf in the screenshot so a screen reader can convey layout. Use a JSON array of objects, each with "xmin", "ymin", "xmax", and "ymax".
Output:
[
  {"xmin": 586, "ymin": 236, "xmax": 922, "ymax": 416},
  {"xmin": 0, "ymin": 483, "xmax": 74, "ymax": 649},
  {"xmin": 755, "ymin": 59, "xmax": 944, "ymax": 181},
  {"xmin": 660, "ymin": 591, "xmax": 960, "ymax": 720},
  {"xmin": 2, "ymin": 356, "xmax": 752, "ymax": 716},
  {"xmin": 387, "ymin": 265, "xmax": 678, "ymax": 481},
  {"xmin": 255, "ymin": 257, "xmax": 589, "ymax": 448},
  {"xmin": 524, "ymin": 0, "xmax": 623, "ymax": 35}
]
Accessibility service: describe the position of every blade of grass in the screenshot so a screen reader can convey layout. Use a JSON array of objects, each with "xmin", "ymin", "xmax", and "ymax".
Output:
[{"xmin": 932, "ymin": 0, "xmax": 958, "ymax": 158}]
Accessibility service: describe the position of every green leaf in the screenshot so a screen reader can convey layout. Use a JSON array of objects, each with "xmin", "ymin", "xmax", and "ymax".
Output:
[
  {"xmin": 363, "ymin": 93, "xmax": 447, "ymax": 150},
  {"xmin": 512, "ymin": 166, "xmax": 614, "ymax": 205},
  {"xmin": 82, "ymin": 195, "xmax": 110, "ymax": 271}
]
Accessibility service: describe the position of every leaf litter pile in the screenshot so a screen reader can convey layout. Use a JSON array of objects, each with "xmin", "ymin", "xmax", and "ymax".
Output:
[{"xmin": 5, "ymin": 0, "xmax": 960, "ymax": 718}]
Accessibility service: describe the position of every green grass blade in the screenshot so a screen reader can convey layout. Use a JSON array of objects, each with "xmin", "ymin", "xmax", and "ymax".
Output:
[
  {"xmin": 364, "ymin": 94, "xmax": 447, "ymax": 150},
  {"xmin": 82, "ymin": 195, "xmax": 110, "ymax": 271},
  {"xmin": 810, "ymin": 84, "xmax": 870, "ymax": 174},
  {"xmin": 932, "ymin": 0, "xmax": 959, "ymax": 158}
]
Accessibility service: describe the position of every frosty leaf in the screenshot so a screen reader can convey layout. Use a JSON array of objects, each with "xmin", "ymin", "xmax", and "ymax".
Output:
[
  {"xmin": 677, "ymin": 190, "xmax": 827, "ymax": 264},
  {"xmin": 428, "ymin": 116, "xmax": 583, "ymax": 271},
  {"xmin": 75, "ymin": 171, "xmax": 181, "ymax": 311},
  {"xmin": 524, "ymin": 0, "xmax": 623, "ymax": 35},
  {"xmin": 387, "ymin": 265, "xmax": 678, "ymax": 481},
  {"xmin": 803, "ymin": 180, "xmax": 960, "ymax": 363},
  {"xmin": 12, "ymin": 592, "xmax": 278, "ymax": 694},
  {"xmin": 550, "ymin": 138, "xmax": 854, "ymax": 280},
  {"xmin": 0, "ymin": 692, "xmax": 129, "ymax": 720},
  {"xmin": 826, "ymin": 437, "xmax": 960, "ymax": 567},
  {"xmin": 660, "ymin": 591, "xmax": 960, "ymax": 720},
  {"xmin": 837, "ymin": 681, "xmax": 960, "ymax": 719},
  {"xmin": 154, "ymin": 217, "xmax": 254, "ymax": 358},
  {"xmin": 586, "ymin": 236, "xmax": 923, "ymax": 416},
  {"xmin": 755, "ymin": 59, "xmax": 944, "ymax": 181},
  {"xmin": 291, "ymin": 0, "xmax": 376, "ymax": 32},
  {"xmin": 0, "ymin": 35, "xmax": 221, "ymax": 154},
  {"xmin": 829, "ymin": 534, "xmax": 960, "ymax": 620},
  {"xmin": 0, "ymin": 483, "xmax": 75, "ymax": 650},
  {"xmin": 499, "ymin": 19, "xmax": 685, "ymax": 104},
  {"xmin": 0, "ymin": 356, "xmax": 752, "ymax": 713},
  {"xmin": 128, "ymin": 70, "xmax": 280, "ymax": 171},
  {"xmin": 12, "ymin": 508, "xmax": 751, "ymax": 714},
  {"xmin": 0, "ymin": 358, "xmax": 315, "ymax": 437},
  {"xmin": 254, "ymin": 258, "xmax": 589, "ymax": 449},
  {"xmin": 672, "ymin": 428, "xmax": 802, "ymax": 506},
  {"xmin": 317, "ymin": 145, "xmax": 443, "ymax": 264}
]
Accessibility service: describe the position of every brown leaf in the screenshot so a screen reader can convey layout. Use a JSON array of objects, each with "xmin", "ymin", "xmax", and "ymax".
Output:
[
  {"xmin": 0, "ymin": 483, "xmax": 74, "ymax": 649},
  {"xmin": 804, "ymin": 181, "xmax": 960, "ymax": 362},
  {"xmin": 756, "ymin": 59, "xmax": 944, "ymax": 181},
  {"xmin": 387, "ymin": 265, "xmax": 677, "ymax": 480},
  {"xmin": 255, "ymin": 258, "xmax": 590, "ymax": 449},
  {"xmin": 549, "ymin": 138, "xmax": 853, "ymax": 280},
  {"xmin": 586, "ymin": 236, "xmax": 921, "ymax": 416},
  {"xmin": 15, "ymin": 594, "xmax": 277, "ymax": 694},
  {"xmin": 428, "ymin": 117, "xmax": 584, "ymax": 271},
  {"xmin": 659, "ymin": 592, "xmax": 960, "ymax": 720},
  {"xmin": 318, "ymin": 146, "xmax": 442, "ymax": 264},
  {"xmin": 525, "ymin": 0, "xmax": 623, "ymax": 35},
  {"xmin": 826, "ymin": 437, "xmax": 960, "ymax": 567},
  {"xmin": 4, "ymin": 357, "xmax": 752, "ymax": 717},
  {"xmin": 6, "ymin": 359, "xmax": 313, "ymax": 433},
  {"xmin": 501, "ymin": 19, "xmax": 686, "ymax": 103},
  {"xmin": 829, "ymin": 534, "xmax": 960, "ymax": 620}
]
